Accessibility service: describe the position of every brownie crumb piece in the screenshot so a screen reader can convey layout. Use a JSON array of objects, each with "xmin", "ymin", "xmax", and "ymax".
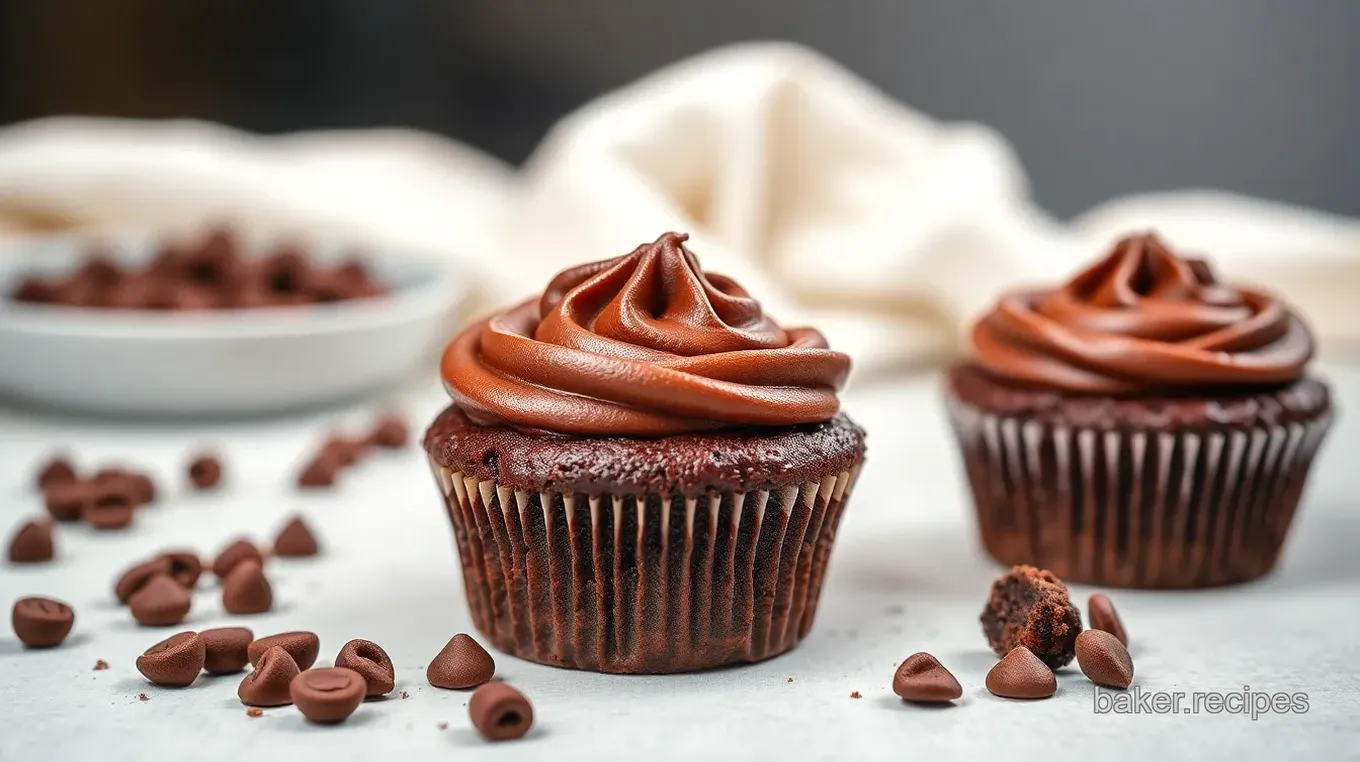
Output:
[
  {"xmin": 786, "ymin": 677, "xmax": 793, "ymax": 683},
  {"xmin": 246, "ymin": 708, "xmax": 264, "ymax": 718},
  {"xmin": 94, "ymin": 660, "xmax": 109, "ymax": 671},
  {"xmin": 401, "ymin": 691, "xmax": 409, "ymax": 699},
  {"xmin": 850, "ymin": 691, "xmax": 862, "ymax": 699},
  {"xmin": 138, "ymin": 693, "xmax": 150, "ymax": 702},
  {"xmin": 980, "ymin": 565, "xmax": 1083, "ymax": 669},
  {"xmin": 437, "ymin": 722, "xmax": 448, "ymax": 730}
]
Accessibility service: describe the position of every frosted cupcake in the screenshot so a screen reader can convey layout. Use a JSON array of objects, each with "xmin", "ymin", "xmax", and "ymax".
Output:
[
  {"xmin": 947, "ymin": 233, "xmax": 1333, "ymax": 588},
  {"xmin": 425, "ymin": 232, "xmax": 866, "ymax": 672}
]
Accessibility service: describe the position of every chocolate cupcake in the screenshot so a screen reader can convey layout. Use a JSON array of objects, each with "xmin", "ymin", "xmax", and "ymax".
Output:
[
  {"xmin": 426, "ymin": 232, "xmax": 865, "ymax": 673},
  {"xmin": 946, "ymin": 233, "xmax": 1333, "ymax": 588}
]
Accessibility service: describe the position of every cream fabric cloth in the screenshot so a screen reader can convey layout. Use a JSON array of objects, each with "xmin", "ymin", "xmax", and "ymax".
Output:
[{"xmin": 3, "ymin": 43, "xmax": 1357, "ymax": 373}]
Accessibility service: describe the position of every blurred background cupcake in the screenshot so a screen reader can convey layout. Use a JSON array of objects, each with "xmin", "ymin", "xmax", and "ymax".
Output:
[
  {"xmin": 425, "ymin": 232, "xmax": 866, "ymax": 673},
  {"xmin": 946, "ymin": 232, "xmax": 1334, "ymax": 588}
]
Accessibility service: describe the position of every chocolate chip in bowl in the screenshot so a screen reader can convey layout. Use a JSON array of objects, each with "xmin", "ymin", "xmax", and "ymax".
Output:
[{"xmin": 0, "ymin": 227, "xmax": 468, "ymax": 415}]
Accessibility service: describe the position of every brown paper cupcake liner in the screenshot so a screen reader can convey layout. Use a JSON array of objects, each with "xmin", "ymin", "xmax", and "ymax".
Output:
[
  {"xmin": 428, "ymin": 459, "xmax": 862, "ymax": 673},
  {"xmin": 946, "ymin": 396, "xmax": 1332, "ymax": 588}
]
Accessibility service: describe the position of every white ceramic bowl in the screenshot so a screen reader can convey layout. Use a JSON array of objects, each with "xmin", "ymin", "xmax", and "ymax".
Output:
[{"xmin": 0, "ymin": 233, "xmax": 468, "ymax": 415}]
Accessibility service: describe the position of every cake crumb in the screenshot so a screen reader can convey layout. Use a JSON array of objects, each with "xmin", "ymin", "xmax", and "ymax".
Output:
[
  {"xmin": 850, "ymin": 691, "xmax": 862, "ymax": 699},
  {"xmin": 786, "ymin": 677, "xmax": 794, "ymax": 683},
  {"xmin": 137, "ymin": 693, "xmax": 149, "ymax": 702},
  {"xmin": 401, "ymin": 691, "xmax": 409, "ymax": 699},
  {"xmin": 93, "ymin": 660, "xmax": 109, "ymax": 671},
  {"xmin": 247, "ymin": 708, "xmax": 263, "ymax": 718},
  {"xmin": 437, "ymin": 722, "xmax": 448, "ymax": 730}
]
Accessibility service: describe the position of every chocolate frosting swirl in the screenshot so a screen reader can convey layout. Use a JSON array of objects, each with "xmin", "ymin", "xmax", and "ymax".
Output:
[
  {"xmin": 972, "ymin": 233, "xmax": 1314, "ymax": 394},
  {"xmin": 442, "ymin": 232, "xmax": 850, "ymax": 436}
]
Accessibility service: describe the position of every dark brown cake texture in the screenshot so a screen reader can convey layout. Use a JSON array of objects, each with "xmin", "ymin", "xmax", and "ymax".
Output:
[
  {"xmin": 980, "ymin": 565, "xmax": 1082, "ymax": 669},
  {"xmin": 426, "ymin": 407, "xmax": 866, "ymax": 674}
]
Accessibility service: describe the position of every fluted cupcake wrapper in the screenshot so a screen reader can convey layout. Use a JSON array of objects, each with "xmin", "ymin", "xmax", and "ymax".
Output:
[
  {"xmin": 428, "ymin": 459, "xmax": 863, "ymax": 673},
  {"xmin": 946, "ymin": 395, "xmax": 1333, "ymax": 588}
]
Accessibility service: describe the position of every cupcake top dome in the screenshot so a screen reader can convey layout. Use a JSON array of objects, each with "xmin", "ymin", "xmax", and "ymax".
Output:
[
  {"xmin": 971, "ymin": 233, "xmax": 1315, "ymax": 394},
  {"xmin": 442, "ymin": 232, "xmax": 851, "ymax": 436}
]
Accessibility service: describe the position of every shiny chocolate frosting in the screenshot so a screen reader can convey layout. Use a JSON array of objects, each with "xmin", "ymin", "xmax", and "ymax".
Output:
[
  {"xmin": 441, "ymin": 232, "xmax": 850, "ymax": 436},
  {"xmin": 971, "ymin": 233, "xmax": 1314, "ymax": 394}
]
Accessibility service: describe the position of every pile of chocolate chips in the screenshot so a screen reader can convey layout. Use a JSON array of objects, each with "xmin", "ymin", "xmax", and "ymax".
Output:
[{"xmin": 10, "ymin": 227, "xmax": 388, "ymax": 310}]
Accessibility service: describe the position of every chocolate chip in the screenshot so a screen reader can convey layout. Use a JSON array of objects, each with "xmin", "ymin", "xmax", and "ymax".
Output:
[
  {"xmin": 115, "ymin": 558, "xmax": 172, "ymax": 604},
  {"xmin": 297, "ymin": 454, "xmax": 340, "ymax": 488},
  {"xmin": 271, "ymin": 517, "xmax": 319, "ymax": 558},
  {"xmin": 368, "ymin": 415, "xmax": 408, "ymax": 449},
  {"xmin": 36, "ymin": 456, "xmax": 76, "ymax": 490},
  {"xmin": 82, "ymin": 487, "xmax": 136, "ymax": 530},
  {"xmin": 221, "ymin": 560, "xmax": 273, "ymax": 615},
  {"xmin": 201, "ymin": 627, "xmax": 254, "ymax": 675},
  {"xmin": 128, "ymin": 574, "xmax": 192, "ymax": 627},
  {"xmin": 187, "ymin": 453, "xmax": 222, "ymax": 490},
  {"xmin": 211, "ymin": 538, "xmax": 263, "ymax": 579},
  {"xmin": 126, "ymin": 473, "xmax": 157, "ymax": 506},
  {"xmin": 7, "ymin": 520, "xmax": 54, "ymax": 564},
  {"xmin": 427, "ymin": 633, "xmax": 495, "ymax": 690},
  {"xmin": 1087, "ymin": 593, "xmax": 1129, "ymax": 647},
  {"xmin": 291, "ymin": 668, "xmax": 367, "ymax": 723},
  {"xmin": 334, "ymin": 639, "xmax": 395, "ymax": 697},
  {"xmin": 321, "ymin": 436, "xmax": 368, "ymax": 467},
  {"xmin": 892, "ymin": 652, "xmax": 962, "ymax": 703},
  {"xmin": 468, "ymin": 682, "xmax": 534, "ymax": 742},
  {"xmin": 43, "ymin": 481, "xmax": 89, "ymax": 522},
  {"xmin": 1075, "ymin": 629, "xmax": 1134, "ymax": 689},
  {"xmin": 238, "ymin": 646, "xmax": 300, "ymax": 707},
  {"xmin": 136, "ymin": 632, "xmax": 206, "ymax": 687},
  {"xmin": 980, "ymin": 565, "xmax": 1083, "ymax": 669},
  {"xmin": 248, "ymin": 631, "xmax": 319, "ymax": 671},
  {"xmin": 161, "ymin": 552, "xmax": 203, "ymax": 589},
  {"xmin": 11, "ymin": 597, "xmax": 75, "ymax": 648},
  {"xmin": 985, "ymin": 647, "xmax": 1056, "ymax": 700},
  {"xmin": 93, "ymin": 469, "xmax": 154, "ymax": 506}
]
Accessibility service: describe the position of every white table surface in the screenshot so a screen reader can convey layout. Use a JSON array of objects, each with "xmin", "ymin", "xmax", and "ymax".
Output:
[{"xmin": 2, "ymin": 366, "xmax": 1358, "ymax": 762}]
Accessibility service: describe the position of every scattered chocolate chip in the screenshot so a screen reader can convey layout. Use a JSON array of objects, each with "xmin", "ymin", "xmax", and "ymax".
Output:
[
  {"xmin": 136, "ymin": 631, "xmax": 206, "ymax": 687},
  {"xmin": 82, "ymin": 488, "xmax": 136, "ymax": 530},
  {"xmin": 211, "ymin": 538, "xmax": 263, "ymax": 579},
  {"xmin": 221, "ymin": 560, "xmax": 273, "ymax": 615},
  {"xmin": 321, "ymin": 436, "xmax": 368, "ymax": 467},
  {"xmin": 297, "ymin": 455, "xmax": 340, "ymax": 488},
  {"xmin": 187, "ymin": 453, "xmax": 223, "ymax": 490},
  {"xmin": 43, "ymin": 481, "xmax": 89, "ymax": 522},
  {"xmin": 368, "ymin": 415, "xmax": 408, "ymax": 449},
  {"xmin": 986, "ymin": 647, "xmax": 1057, "ymax": 700},
  {"xmin": 468, "ymin": 682, "xmax": 534, "ymax": 742},
  {"xmin": 94, "ymin": 659, "xmax": 109, "ymax": 670},
  {"xmin": 161, "ymin": 552, "xmax": 203, "ymax": 589},
  {"xmin": 7, "ymin": 520, "xmax": 54, "ymax": 564},
  {"xmin": 272, "ymin": 517, "xmax": 320, "ymax": 558},
  {"xmin": 246, "ymin": 708, "xmax": 264, "ymax": 718},
  {"xmin": 980, "ymin": 565, "xmax": 1083, "ymax": 669},
  {"xmin": 1075, "ymin": 629, "xmax": 1134, "ymax": 689},
  {"xmin": 1087, "ymin": 593, "xmax": 1129, "ymax": 647},
  {"xmin": 12, "ymin": 597, "xmax": 75, "ymax": 648},
  {"xmin": 238, "ymin": 646, "xmax": 300, "ymax": 707},
  {"xmin": 427, "ymin": 633, "xmax": 495, "ymax": 690},
  {"xmin": 128, "ymin": 574, "xmax": 192, "ymax": 627},
  {"xmin": 115, "ymin": 558, "xmax": 173, "ymax": 604},
  {"xmin": 36, "ymin": 456, "xmax": 77, "ymax": 490},
  {"xmin": 291, "ymin": 668, "xmax": 367, "ymax": 724},
  {"xmin": 892, "ymin": 652, "xmax": 962, "ymax": 703},
  {"xmin": 335, "ymin": 639, "xmax": 395, "ymax": 697},
  {"xmin": 248, "ymin": 631, "xmax": 319, "ymax": 671},
  {"xmin": 125, "ymin": 473, "xmax": 157, "ymax": 505},
  {"xmin": 201, "ymin": 627, "xmax": 254, "ymax": 675}
]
